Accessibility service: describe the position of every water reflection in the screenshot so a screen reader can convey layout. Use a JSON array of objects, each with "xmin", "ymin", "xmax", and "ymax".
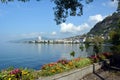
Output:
[
  {"xmin": 35, "ymin": 44, "xmax": 95, "ymax": 60},
  {"xmin": 36, "ymin": 44, "xmax": 42, "ymax": 53}
]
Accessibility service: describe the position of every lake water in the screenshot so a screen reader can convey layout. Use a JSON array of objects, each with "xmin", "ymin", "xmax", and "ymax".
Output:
[{"xmin": 0, "ymin": 42, "xmax": 110, "ymax": 70}]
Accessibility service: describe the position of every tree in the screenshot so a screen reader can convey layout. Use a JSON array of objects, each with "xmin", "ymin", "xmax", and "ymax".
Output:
[
  {"xmin": 110, "ymin": 20, "xmax": 120, "ymax": 54},
  {"xmin": 0, "ymin": 0, "xmax": 118, "ymax": 24},
  {"xmin": 0, "ymin": 0, "xmax": 93, "ymax": 25},
  {"xmin": 52, "ymin": 0, "xmax": 83, "ymax": 25}
]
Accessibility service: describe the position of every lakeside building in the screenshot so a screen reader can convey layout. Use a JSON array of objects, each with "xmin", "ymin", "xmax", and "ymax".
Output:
[
  {"xmin": 38, "ymin": 36, "xmax": 42, "ymax": 41},
  {"xmin": 28, "ymin": 36, "xmax": 86, "ymax": 44}
]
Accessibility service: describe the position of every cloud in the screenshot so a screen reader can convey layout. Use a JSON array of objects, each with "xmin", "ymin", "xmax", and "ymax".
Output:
[
  {"xmin": 51, "ymin": 31, "xmax": 57, "ymax": 36},
  {"xmin": 11, "ymin": 14, "xmax": 106, "ymax": 39},
  {"xmin": 60, "ymin": 23, "xmax": 90, "ymax": 34},
  {"xmin": 102, "ymin": 0, "xmax": 118, "ymax": 8},
  {"xmin": 59, "ymin": 14, "xmax": 106, "ymax": 35},
  {"xmin": 89, "ymin": 14, "xmax": 105, "ymax": 24},
  {"xmin": 88, "ymin": 14, "xmax": 106, "ymax": 28}
]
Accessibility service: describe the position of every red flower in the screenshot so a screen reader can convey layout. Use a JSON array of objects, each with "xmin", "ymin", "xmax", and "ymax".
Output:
[
  {"xmin": 49, "ymin": 62, "xmax": 57, "ymax": 67},
  {"xmin": 41, "ymin": 62, "xmax": 57, "ymax": 70},
  {"xmin": 57, "ymin": 59, "xmax": 69, "ymax": 65}
]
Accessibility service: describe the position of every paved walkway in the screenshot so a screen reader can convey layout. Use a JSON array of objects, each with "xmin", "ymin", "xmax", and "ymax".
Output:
[{"xmin": 80, "ymin": 69, "xmax": 120, "ymax": 80}]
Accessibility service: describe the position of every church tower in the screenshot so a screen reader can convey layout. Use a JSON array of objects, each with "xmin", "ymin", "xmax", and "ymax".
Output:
[{"xmin": 38, "ymin": 36, "xmax": 42, "ymax": 41}]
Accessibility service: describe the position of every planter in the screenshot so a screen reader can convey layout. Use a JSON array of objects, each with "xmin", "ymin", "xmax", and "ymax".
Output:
[{"xmin": 37, "ymin": 62, "xmax": 104, "ymax": 80}]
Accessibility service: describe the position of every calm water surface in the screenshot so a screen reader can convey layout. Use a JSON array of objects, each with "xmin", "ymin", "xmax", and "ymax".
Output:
[{"xmin": 0, "ymin": 41, "xmax": 110, "ymax": 70}]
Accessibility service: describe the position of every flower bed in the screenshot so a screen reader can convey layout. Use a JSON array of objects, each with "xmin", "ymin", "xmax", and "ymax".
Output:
[
  {"xmin": 38, "ymin": 62, "xmax": 104, "ymax": 80},
  {"xmin": 0, "ymin": 52, "xmax": 112, "ymax": 80},
  {"xmin": 39, "ymin": 58, "xmax": 92, "ymax": 76},
  {"xmin": 0, "ymin": 67, "xmax": 39, "ymax": 80},
  {"xmin": 39, "ymin": 52, "xmax": 112, "ymax": 77}
]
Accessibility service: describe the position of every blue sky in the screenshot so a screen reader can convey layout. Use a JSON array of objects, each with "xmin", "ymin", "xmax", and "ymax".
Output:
[{"xmin": 0, "ymin": 0, "xmax": 118, "ymax": 41}]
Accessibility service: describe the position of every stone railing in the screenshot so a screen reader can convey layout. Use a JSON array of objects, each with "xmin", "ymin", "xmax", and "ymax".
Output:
[{"xmin": 37, "ymin": 61, "xmax": 106, "ymax": 80}]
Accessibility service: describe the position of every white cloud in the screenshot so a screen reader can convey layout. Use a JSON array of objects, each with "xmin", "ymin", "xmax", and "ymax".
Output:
[
  {"xmin": 89, "ymin": 14, "xmax": 105, "ymax": 24},
  {"xmin": 60, "ymin": 23, "xmax": 90, "ymax": 34},
  {"xmin": 51, "ymin": 31, "xmax": 57, "ymax": 36},
  {"xmin": 102, "ymin": 0, "xmax": 118, "ymax": 8},
  {"xmin": 59, "ymin": 14, "xmax": 106, "ymax": 35},
  {"xmin": 13, "ymin": 14, "xmax": 106, "ymax": 39},
  {"xmin": 88, "ymin": 14, "xmax": 107, "ymax": 27}
]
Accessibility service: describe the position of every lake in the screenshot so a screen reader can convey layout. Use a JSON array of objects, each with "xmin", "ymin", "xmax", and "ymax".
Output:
[{"xmin": 0, "ymin": 42, "xmax": 110, "ymax": 70}]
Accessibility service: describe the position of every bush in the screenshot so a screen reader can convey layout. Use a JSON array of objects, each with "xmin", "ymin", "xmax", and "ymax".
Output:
[
  {"xmin": 111, "ymin": 45, "xmax": 120, "ymax": 54},
  {"xmin": 89, "ymin": 52, "xmax": 112, "ymax": 63}
]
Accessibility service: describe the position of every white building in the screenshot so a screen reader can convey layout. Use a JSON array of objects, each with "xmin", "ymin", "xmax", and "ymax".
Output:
[{"xmin": 38, "ymin": 36, "xmax": 42, "ymax": 41}]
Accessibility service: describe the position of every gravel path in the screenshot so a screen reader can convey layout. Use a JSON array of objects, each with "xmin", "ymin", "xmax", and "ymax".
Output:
[{"xmin": 80, "ymin": 69, "xmax": 120, "ymax": 80}]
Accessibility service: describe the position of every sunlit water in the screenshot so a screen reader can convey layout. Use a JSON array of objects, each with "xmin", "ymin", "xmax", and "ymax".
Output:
[{"xmin": 0, "ymin": 41, "xmax": 110, "ymax": 70}]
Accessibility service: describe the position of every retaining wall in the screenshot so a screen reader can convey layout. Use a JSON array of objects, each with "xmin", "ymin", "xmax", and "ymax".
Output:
[{"xmin": 38, "ymin": 62, "xmax": 104, "ymax": 80}]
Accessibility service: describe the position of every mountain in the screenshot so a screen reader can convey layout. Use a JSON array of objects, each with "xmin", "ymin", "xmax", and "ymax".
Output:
[
  {"xmin": 64, "ymin": 12, "xmax": 120, "ymax": 40},
  {"xmin": 88, "ymin": 12, "xmax": 120, "ymax": 36},
  {"xmin": 10, "ymin": 36, "xmax": 56, "ymax": 43}
]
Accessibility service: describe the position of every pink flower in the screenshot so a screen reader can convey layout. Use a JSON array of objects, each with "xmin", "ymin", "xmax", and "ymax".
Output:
[{"xmin": 10, "ymin": 69, "xmax": 21, "ymax": 75}]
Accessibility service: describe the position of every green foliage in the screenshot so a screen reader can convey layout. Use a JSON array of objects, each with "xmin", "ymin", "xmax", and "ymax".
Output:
[
  {"xmin": 93, "ymin": 36, "xmax": 104, "ymax": 44},
  {"xmin": 85, "ymin": 42, "xmax": 90, "ymax": 49},
  {"xmin": 52, "ymin": 0, "xmax": 83, "ymax": 24},
  {"xmin": 85, "ymin": 36, "xmax": 104, "ymax": 54},
  {"xmin": 111, "ymin": 32, "xmax": 120, "ymax": 45},
  {"xmin": 73, "ymin": 58, "xmax": 92, "ymax": 68},
  {"xmin": 110, "ymin": 19, "xmax": 120, "ymax": 54},
  {"xmin": 109, "ymin": 30, "xmax": 117, "ymax": 40},
  {"xmin": 89, "ymin": 52, "xmax": 112, "ymax": 63},
  {"xmin": 70, "ymin": 51, "xmax": 75, "ymax": 57},
  {"xmin": 93, "ymin": 44, "xmax": 100, "ymax": 54},
  {"xmin": 111, "ymin": 45, "xmax": 120, "ymax": 54},
  {"xmin": 84, "ymin": 36, "xmax": 103, "ymax": 55},
  {"xmin": 92, "ymin": 36, "xmax": 103, "ymax": 54},
  {"xmin": 79, "ymin": 45, "xmax": 84, "ymax": 51},
  {"xmin": 51, "ymin": 0, "xmax": 93, "ymax": 24},
  {"xmin": 98, "ymin": 54, "xmax": 106, "ymax": 61}
]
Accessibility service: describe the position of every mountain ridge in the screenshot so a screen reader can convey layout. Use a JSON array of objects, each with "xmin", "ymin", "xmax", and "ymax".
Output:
[{"xmin": 88, "ymin": 12, "xmax": 120, "ymax": 36}]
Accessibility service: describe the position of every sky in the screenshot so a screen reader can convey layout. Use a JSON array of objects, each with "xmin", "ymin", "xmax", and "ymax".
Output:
[{"xmin": 0, "ymin": 0, "xmax": 118, "ymax": 41}]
